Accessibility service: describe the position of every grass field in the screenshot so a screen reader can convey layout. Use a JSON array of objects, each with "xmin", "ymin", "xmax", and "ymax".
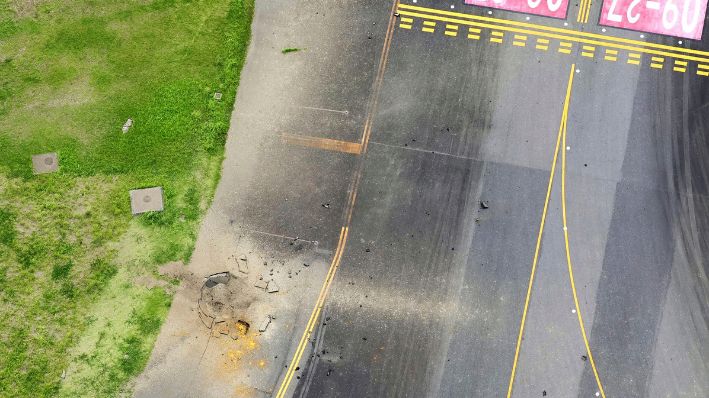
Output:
[{"xmin": 0, "ymin": 0, "xmax": 254, "ymax": 396}]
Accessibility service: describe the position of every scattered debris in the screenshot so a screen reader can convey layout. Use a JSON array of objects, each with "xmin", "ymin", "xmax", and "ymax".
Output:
[
  {"xmin": 581, "ymin": 355, "xmax": 588, "ymax": 361},
  {"xmin": 259, "ymin": 315, "xmax": 271, "ymax": 332},
  {"xmin": 31, "ymin": 152, "xmax": 59, "ymax": 175},
  {"xmin": 267, "ymin": 280, "xmax": 280, "ymax": 293},
  {"xmin": 214, "ymin": 92, "xmax": 222, "ymax": 101},
  {"xmin": 215, "ymin": 321, "xmax": 229, "ymax": 336},
  {"xmin": 480, "ymin": 200, "xmax": 489, "ymax": 209},
  {"xmin": 543, "ymin": 391, "xmax": 547, "ymax": 397},
  {"xmin": 322, "ymin": 203, "xmax": 330, "ymax": 209},
  {"xmin": 303, "ymin": 263, "xmax": 310, "ymax": 267},
  {"xmin": 237, "ymin": 255, "xmax": 249, "ymax": 274},
  {"xmin": 254, "ymin": 280, "xmax": 268, "ymax": 290}
]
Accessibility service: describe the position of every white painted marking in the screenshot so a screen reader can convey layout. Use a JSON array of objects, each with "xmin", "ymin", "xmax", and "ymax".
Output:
[
  {"xmin": 575, "ymin": 69, "xmax": 580, "ymax": 73},
  {"xmin": 564, "ymin": 22, "xmax": 569, "ymax": 26},
  {"xmin": 596, "ymin": 393, "xmax": 600, "ymax": 397},
  {"xmin": 566, "ymin": 146, "xmax": 571, "ymax": 150},
  {"xmin": 646, "ymin": 1, "xmax": 661, "ymax": 10},
  {"xmin": 488, "ymin": 10, "xmax": 493, "ymax": 14},
  {"xmin": 640, "ymin": 34, "xmax": 645, "ymax": 38},
  {"xmin": 299, "ymin": 106, "xmax": 349, "ymax": 115},
  {"xmin": 451, "ymin": 4, "xmax": 455, "ymax": 8},
  {"xmin": 679, "ymin": 40, "xmax": 683, "ymax": 44},
  {"xmin": 526, "ymin": 16, "xmax": 530, "ymax": 20},
  {"xmin": 602, "ymin": 28, "xmax": 606, "ymax": 32},
  {"xmin": 572, "ymin": 309, "xmax": 577, "ymax": 313}
]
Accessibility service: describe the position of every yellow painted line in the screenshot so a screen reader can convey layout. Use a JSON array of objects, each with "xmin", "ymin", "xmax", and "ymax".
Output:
[
  {"xmin": 423, "ymin": 20, "xmax": 436, "ymax": 26},
  {"xmin": 577, "ymin": 0, "xmax": 587, "ymax": 23},
  {"xmin": 604, "ymin": 56, "xmax": 617, "ymax": 61},
  {"xmin": 536, "ymin": 45, "xmax": 549, "ymax": 51},
  {"xmin": 280, "ymin": 134, "xmax": 363, "ymax": 155},
  {"xmin": 651, "ymin": 63, "xmax": 663, "ymax": 69},
  {"xmin": 673, "ymin": 67, "xmax": 687, "ymax": 72},
  {"xmin": 698, "ymin": 64, "xmax": 709, "ymax": 70},
  {"xmin": 675, "ymin": 60, "xmax": 687, "ymax": 66},
  {"xmin": 399, "ymin": 23, "xmax": 412, "ymax": 29},
  {"xmin": 629, "ymin": 52, "xmax": 641, "ymax": 58},
  {"xmin": 584, "ymin": 0, "xmax": 593, "ymax": 23},
  {"xmin": 274, "ymin": 227, "xmax": 349, "ymax": 398},
  {"xmin": 628, "ymin": 59, "xmax": 640, "ymax": 65},
  {"xmin": 698, "ymin": 70, "xmax": 709, "ymax": 76},
  {"xmin": 445, "ymin": 30, "xmax": 458, "ymax": 36},
  {"xmin": 422, "ymin": 27, "xmax": 435, "ymax": 33},
  {"xmin": 469, "ymin": 27, "xmax": 481, "ymax": 33},
  {"xmin": 397, "ymin": 4, "xmax": 709, "ymax": 61},
  {"xmin": 468, "ymin": 34, "xmax": 480, "ymax": 40},
  {"xmin": 605, "ymin": 49, "xmax": 618, "ymax": 55},
  {"xmin": 561, "ymin": 91, "xmax": 607, "ymax": 398},
  {"xmin": 491, "ymin": 37, "xmax": 503, "ymax": 43},
  {"xmin": 513, "ymin": 41, "xmax": 526, "ymax": 47},
  {"xmin": 560, "ymin": 41, "xmax": 573, "ymax": 47},
  {"xmin": 559, "ymin": 48, "xmax": 572, "ymax": 54},
  {"xmin": 401, "ymin": 17, "xmax": 413, "ymax": 23},
  {"xmin": 582, "ymin": 51, "xmax": 594, "ymax": 58},
  {"xmin": 446, "ymin": 24, "xmax": 459, "ymax": 30},
  {"xmin": 651, "ymin": 56, "xmax": 664, "ymax": 62},
  {"xmin": 514, "ymin": 34, "xmax": 528, "ymax": 40},
  {"xmin": 507, "ymin": 64, "xmax": 576, "ymax": 398},
  {"xmin": 492, "ymin": 31, "xmax": 504, "ymax": 37},
  {"xmin": 582, "ymin": 45, "xmax": 595, "ymax": 51},
  {"xmin": 537, "ymin": 38, "xmax": 550, "ymax": 44}
]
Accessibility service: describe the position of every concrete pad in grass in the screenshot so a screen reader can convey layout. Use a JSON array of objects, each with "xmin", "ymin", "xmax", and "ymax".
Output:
[
  {"xmin": 129, "ymin": 187, "xmax": 164, "ymax": 215},
  {"xmin": 31, "ymin": 153, "xmax": 59, "ymax": 175}
]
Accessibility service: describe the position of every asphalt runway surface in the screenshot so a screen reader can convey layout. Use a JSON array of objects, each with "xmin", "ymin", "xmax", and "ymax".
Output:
[
  {"xmin": 282, "ymin": 1, "xmax": 709, "ymax": 397},
  {"xmin": 136, "ymin": 0, "xmax": 709, "ymax": 396}
]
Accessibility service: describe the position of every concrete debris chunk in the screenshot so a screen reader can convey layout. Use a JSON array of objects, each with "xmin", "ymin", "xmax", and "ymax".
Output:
[
  {"xmin": 237, "ymin": 255, "xmax": 249, "ymax": 274},
  {"xmin": 254, "ymin": 280, "xmax": 267, "ymax": 290},
  {"xmin": 267, "ymin": 280, "xmax": 279, "ymax": 293},
  {"xmin": 480, "ymin": 200, "xmax": 489, "ymax": 209},
  {"xmin": 214, "ymin": 321, "xmax": 229, "ymax": 336},
  {"xmin": 32, "ymin": 153, "xmax": 59, "ymax": 175},
  {"xmin": 204, "ymin": 271, "xmax": 230, "ymax": 287},
  {"xmin": 259, "ymin": 315, "xmax": 271, "ymax": 332},
  {"xmin": 122, "ymin": 118, "xmax": 133, "ymax": 133}
]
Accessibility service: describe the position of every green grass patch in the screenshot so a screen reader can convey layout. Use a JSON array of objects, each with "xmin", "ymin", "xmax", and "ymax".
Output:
[
  {"xmin": 0, "ymin": 0, "xmax": 254, "ymax": 396},
  {"xmin": 281, "ymin": 47, "xmax": 301, "ymax": 54}
]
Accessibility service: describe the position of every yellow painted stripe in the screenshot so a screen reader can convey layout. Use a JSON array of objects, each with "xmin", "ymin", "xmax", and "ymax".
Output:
[
  {"xmin": 422, "ymin": 27, "xmax": 435, "ymax": 33},
  {"xmin": 675, "ymin": 60, "xmax": 687, "ymax": 66},
  {"xmin": 423, "ymin": 20, "xmax": 436, "ymax": 26},
  {"xmin": 445, "ymin": 30, "xmax": 457, "ymax": 36},
  {"xmin": 537, "ymin": 38, "xmax": 550, "ymax": 44},
  {"xmin": 584, "ymin": 0, "xmax": 593, "ymax": 23},
  {"xmin": 651, "ymin": 56, "xmax": 664, "ymax": 62},
  {"xmin": 401, "ymin": 17, "xmax": 413, "ymax": 23},
  {"xmin": 399, "ymin": 23, "xmax": 412, "ymax": 29},
  {"xmin": 560, "ymin": 80, "xmax": 607, "ymax": 398},
  {"xmin": 604, "ymin": 56, "xmax": 617, "ymax": 61},
  {"xmin": 468, "ymin": 34, "xmax": 480, "ymax": 40},
  {"xmin": 582, "ymin": 51, "xmax": 594, "ymax": 57},
  {"xmin": 513, "ymin": 41, "xmax": 526, "ymax": 47},
  {"xmin": 446, "ymin": 24, "xmax": 459, "ymax": 30},
  {"xmin": 514, "ymin": 34, "xmax": 528, "ymax": 40},
  {"xmin": 673, "ymin": 67, "xmax": 686, "ymax": 72},
  {"xmin": 582, "ymin": 45, "xmax": 595, "ymax": 51},
  {"xmin": 605, "ymin": 49, "xmax": 618, "ymax": 55},
  {"xmin": 491, "ymin": 37, "xmax": 503, "ymax": 43},
  {"xmin": 469, "ymin": 27, "xmax": 481, "ymax": 33},
  {"xmin": 492, "ymin": 31, "xmax": 504, "ymax": 37},
  {"xmin": 698, "ymin": 70, "xmax": 709, "ymax": 76},
  {"xmin": 628, "ymin": 59, "xmax": 640, "ymax": 65},
  {"xmin": 651, "ymin": 63, "xmax": 663, "ymax": 69},
  {"xmin": 397, "ymin": 4, "xmax": 709, "ymax": 61},
  {"xmin": 697, "ymin": 64, "xmax": 709, "ymax": 70},
  {"xmin": 536, "ymin": 45, "xmax": 549, "ymax": 51},
  {"xmin": 559, "ymin": 48, "xmax": 572, "ymax": 54},
  {"xmin": 507, "ymin": 64, "xmax": 577, "ymax": 398},
  {"xmin": 560, "ymin": 41, "xmax": 573, "ymax": 47},
  {"xmin": 629, "ymin": 52, "xmax": 641, "ymax": 58}
]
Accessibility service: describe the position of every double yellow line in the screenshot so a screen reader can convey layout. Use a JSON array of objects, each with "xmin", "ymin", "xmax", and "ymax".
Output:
[
  {"xmin": 506, "ymin": 64, "xmax": 606, "ymax": 398},
  {"xmin": 577, "ymin": 0, "xmax": 593, "ymax": 23},
  {"xmin": 274, "ymin": 227, "xmax": 349, "ymax": 398}
]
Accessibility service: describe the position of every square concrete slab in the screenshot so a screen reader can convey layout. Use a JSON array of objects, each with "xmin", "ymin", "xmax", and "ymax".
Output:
[
  {"xmin": 31, "ymin": 153, "xmax": 59, "ymax": 175},
  {"xmin": 129, "ymin": 187, "xmax": 164, "ymax": 215}
]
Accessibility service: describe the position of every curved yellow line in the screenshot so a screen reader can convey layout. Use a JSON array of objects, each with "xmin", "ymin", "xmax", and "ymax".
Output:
[{"xmin": 561, "ymin": 95, "xmax": 607, "ymax": 398}]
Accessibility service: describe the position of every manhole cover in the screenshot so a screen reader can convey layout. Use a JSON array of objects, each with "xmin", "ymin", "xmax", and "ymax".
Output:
[{"xmin": 143, "ymin": 195, "xmax": 152, "ymax": 203}]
